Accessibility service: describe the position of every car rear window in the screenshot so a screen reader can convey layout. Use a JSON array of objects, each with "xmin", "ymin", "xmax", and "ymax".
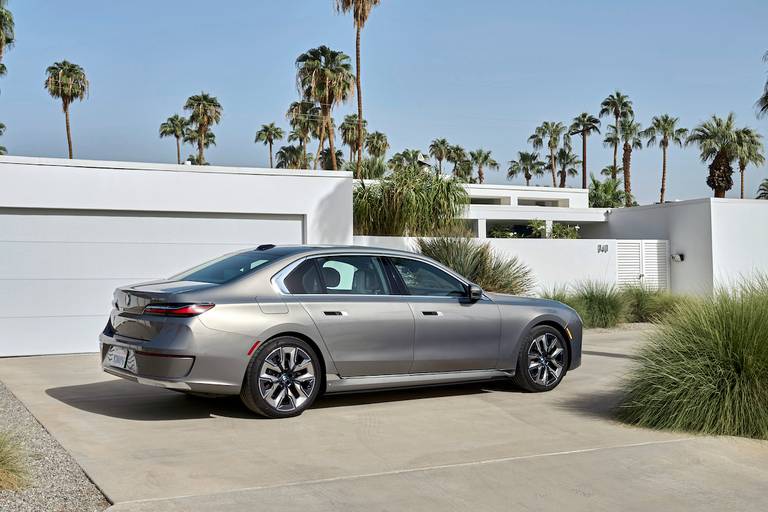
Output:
[{"xmin": 170, "ymin": 251, "xmax": 284, "ymax": 284}]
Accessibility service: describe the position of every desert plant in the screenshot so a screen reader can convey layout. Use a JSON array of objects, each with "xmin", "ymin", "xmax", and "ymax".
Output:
[
  {"xmin": 417, "ymin": 237, "xmax": 534, "ymax": 295},
  {"xmin": 44, "ymin": 60, "xmax": 89, "ymax": 159},
  {"xmin": 618, "ymin": 280, "xmax": 768, "ymax": 440},
  {"xmin": 541, "ymin": 286, "xmax": 571, "ymax": 305},
  {"xmin": 0, "ymin": 431, "xmax": 25, "ymax": 490},
  {"xmin": 571, "ymin": 281, "xmax": 625, "ymax": 328},
  {"xmin": 621, "ymin": 285, "xmax": 682, "ymax": 323}
]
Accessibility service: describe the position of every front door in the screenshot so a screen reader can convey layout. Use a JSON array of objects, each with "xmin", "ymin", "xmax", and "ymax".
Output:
[
  {"xmin": 388, "ymin": 257, "xmax": 501, "ymax": 373},
  {"xmin": 283, "ymin": 255, "xmax": 415, "ymax": 377}
]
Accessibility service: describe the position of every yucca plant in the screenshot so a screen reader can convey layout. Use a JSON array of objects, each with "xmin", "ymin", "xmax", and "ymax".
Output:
[
  {"xmin": 416, "ymin": 237, "xmax": 534, "ymax": 295},
  {"xmin": 571, "ymin": 281, "xmax": 625, "ymax": 328},
  {"xmin": 618, "ymin": 279, "xmax": 768, "ymax": 440},
  {"xmin": 0, "ymin": 431, "xmax": 26, "ymax": 490}
]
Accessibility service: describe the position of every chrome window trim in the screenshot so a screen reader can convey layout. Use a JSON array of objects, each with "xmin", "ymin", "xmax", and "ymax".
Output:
[{"xmin": 271, "ymin": 252, "xmax": 483, "ymax": 299}]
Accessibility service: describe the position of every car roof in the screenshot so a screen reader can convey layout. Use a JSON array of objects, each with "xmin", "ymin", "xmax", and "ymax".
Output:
[{"xmin": 246, "ymin": 244, "xmax": 422, "ymax": 259}]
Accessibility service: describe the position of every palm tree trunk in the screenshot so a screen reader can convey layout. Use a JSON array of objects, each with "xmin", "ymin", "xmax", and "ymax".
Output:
[
  {"xmin": 302, "ymin": 139, "xmax": 308, "ymax": 169},
  {"xmin": 64, "ymin": 103, "xmax": 74, "ymax": 159},
  {"xmin": 328, "ymin": 116, "xmax": 338, "ymax": 171},
  {"xmin": 268, "ymin": 141, "xmax": 274, "ymax": 168},
  {"xmin": 739, "ymin": 162, "xmax": 746, "ymax": 199},
  {"xmin": 558, "ymin": 169, "xmax": 566, "ymax": 188},
  {"xmin": 349, "ymin": 145, "xmax": 354, "ymax": 163},
  {"xmin": 613, "ymin": 114, "xmax": 620, "ymax": 170},
  {"xmin": 581, "ymin": 133, "xmax": 587, "ymax": 189},
  {"xmin": 315, "ymin": 117, "xmax": 327, "ymax": 170},
  {"xmin": 549, "ymin": 150, "xmax": 557, "ymax": 187},
  {"xmin": 438, "ymin": 158, "xmax": 443, "ymax": 173},
  {"xmin": 660, "ymin": 145, "xmax": 668, "ymax": 203},
  {"xmin": 355, "ymin": 26, "xmax": 363, "ymax": 180},
  {"xmin": 623, "ymin": 143, "xmax": 632, "ymax": 207},
  {"xmin": 198, "ymin": 127, "xmax": 206, "ymax": 164},
  {"xmin": 175, "ymin": 137, "xmax": 181, "ymax": 165},
  {"xmin": 478, "ymin": 166, "xmax": 484, "ymax": 184},
  {"xmin": 525, "ymin": 173, "xmax": 531, "ymax": 186}
]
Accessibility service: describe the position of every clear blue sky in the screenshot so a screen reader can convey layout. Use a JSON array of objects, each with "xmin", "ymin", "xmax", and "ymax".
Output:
[{"xmin": 3, "ymin": 0, "xmax": 768, "ymax": 203}]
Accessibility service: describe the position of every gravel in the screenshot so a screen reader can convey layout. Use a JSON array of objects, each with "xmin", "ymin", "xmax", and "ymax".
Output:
[{"xmin": 0, "ymin": 380, "xmax": 109, "ymax": 512}]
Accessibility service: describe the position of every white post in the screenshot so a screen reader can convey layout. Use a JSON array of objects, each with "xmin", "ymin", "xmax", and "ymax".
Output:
[
  {"xmin": 476, "ymin": 218, "xmax": 487, "ymax": 239},
  {"xmin": 545, "ymin": 220, "xmax": 553, "ymax": 238}
]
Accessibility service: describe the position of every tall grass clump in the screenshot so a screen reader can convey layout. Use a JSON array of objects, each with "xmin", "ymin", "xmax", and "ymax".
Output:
[
  {"xmin": 571, "ymin": 281, "xmax": 625, "ymax": 328},
  {"xmin": 0, "ymin": 431, "xmax": 26, "ymax": 490},
  {"xmin": 621, "ymin": 285, "xmax": 682, "ymax": 323},
  {"xmin": 618, "ymin": 280, "xmax": 768, "ymax": 440},
  {"xmin": 417, "ymin": 237, "xmax": 534, "ymax": 295}
]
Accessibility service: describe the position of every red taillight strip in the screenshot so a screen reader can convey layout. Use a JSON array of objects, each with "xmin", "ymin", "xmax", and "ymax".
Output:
[{"xmin": 143, "ymin": 303, "xmax": 215, "ymax": 317}]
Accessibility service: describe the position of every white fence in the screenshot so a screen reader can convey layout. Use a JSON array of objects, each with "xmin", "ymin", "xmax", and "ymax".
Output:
[
  {"xmin": 353, "ymin": 236, "xmax": 670, "ymax": 294},
  {"xmin": 0, "ymin": 156, "xmax": 352, "ymax": 356}
]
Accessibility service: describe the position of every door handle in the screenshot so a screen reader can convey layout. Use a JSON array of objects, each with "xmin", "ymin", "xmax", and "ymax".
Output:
[
  {"xmin": 422, "ymin": 311, "xmax": 442, "ymax": 316},
  {"xmin": 323, "ymin": 311, "xmax": 347, "ymax": 316}
]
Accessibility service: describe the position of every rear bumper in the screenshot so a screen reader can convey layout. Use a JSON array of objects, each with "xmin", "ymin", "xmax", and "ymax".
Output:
[{"xmin": 99, "ymin": 332, "xmax": 242, "ymax": 395}]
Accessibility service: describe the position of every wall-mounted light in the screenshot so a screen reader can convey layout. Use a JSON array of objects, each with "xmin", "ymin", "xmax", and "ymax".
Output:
[{"xmin": 671, "ymin": 253, "xmax": 685, "ymax": 262}]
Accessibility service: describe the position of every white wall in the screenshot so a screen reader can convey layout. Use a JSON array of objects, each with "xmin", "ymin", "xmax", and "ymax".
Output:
[
  {"xmin": 709, "ymin": 199, "xmax": 768, "ymax": 288},
  {"xmin": 0, "ymin": 156, "xmax": 352, "ymax": 356},
  {"xmin": 353, "ymin": 236, "xmax": 618, "ymax": 293},
  {"xmin": 580, "ymin": 199, "xmax": 714, "ymax": 294}
]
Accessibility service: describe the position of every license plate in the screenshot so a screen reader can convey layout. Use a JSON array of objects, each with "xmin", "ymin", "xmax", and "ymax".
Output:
[{"xmin": 106, "ymin": 346, "xmax": 128, "ymax": 369}]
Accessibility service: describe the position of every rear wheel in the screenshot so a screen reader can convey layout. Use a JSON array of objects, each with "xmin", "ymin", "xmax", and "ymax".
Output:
[
  {"xmin": 512, "ymin": 326, "xmax": 568, "ymax": 392},
  {"xmin": 240, "ymin": 336, "xmax": 321, "ymax": 418}
]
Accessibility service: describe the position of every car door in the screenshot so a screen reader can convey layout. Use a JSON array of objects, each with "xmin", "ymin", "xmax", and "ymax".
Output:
[
  {"xmin": 282, "ymin": 255, "xmax": 415, "ymax": 377},
  {"xmin": 388, "ymin": 257, "xmax": 501, "ymax": 373}
]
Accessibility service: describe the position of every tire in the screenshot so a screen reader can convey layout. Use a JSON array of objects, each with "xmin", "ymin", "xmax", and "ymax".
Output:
[
  {"xmin": 240, "ymin": 336, "xmax": 321, "ymax": 418},
  {"xmin": 512, "ymin": 325, "xmax": 569, "ymax": 392}
]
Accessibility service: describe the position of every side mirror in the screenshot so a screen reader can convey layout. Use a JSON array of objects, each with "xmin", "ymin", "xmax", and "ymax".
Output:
[{"xmin": 468, "ymin": 284, "xmax": 483, "ymax": 301}]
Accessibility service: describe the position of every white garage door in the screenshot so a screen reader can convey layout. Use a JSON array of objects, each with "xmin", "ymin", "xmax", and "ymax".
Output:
[{"xmin": 0, "ymin": 210, "xmax": 304, "ymax": 356}]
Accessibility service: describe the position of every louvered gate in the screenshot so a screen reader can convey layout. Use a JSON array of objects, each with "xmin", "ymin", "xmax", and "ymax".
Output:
[{"xmin": 616, "ymin": 240, "xmax": 670, "ymax": 291}]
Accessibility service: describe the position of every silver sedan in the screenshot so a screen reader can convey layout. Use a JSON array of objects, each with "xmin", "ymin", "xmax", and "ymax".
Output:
[{"xmin": 100, "ymin": 245, "xmax": 582, "ymax": 418}]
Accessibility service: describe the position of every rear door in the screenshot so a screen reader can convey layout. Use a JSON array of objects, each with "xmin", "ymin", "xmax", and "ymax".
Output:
[
  {"xmin": 283, "ymin": 255, "xmax": 415, "ymax": 377},
  {"xmin": 388, "ymin": 257, "xmax": 501, "ymax": 373}
]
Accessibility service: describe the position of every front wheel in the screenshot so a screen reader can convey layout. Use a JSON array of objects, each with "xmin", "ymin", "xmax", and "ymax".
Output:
[
  {"xmin": 240, "ymin": 336, "xmax": 321, "ymax": 418},
  {"xmin": 512, "ymin": 326, "xmax": 568, "ymax": 392}
]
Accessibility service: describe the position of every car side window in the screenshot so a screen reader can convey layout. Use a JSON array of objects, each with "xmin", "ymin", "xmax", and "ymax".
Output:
[
  {"xmin": 316, "ymin": 256, "xmax": 391, "ymax": 295},
  {"xmin": 283, "ymin": 260, "xmax": 324, "ymax": 294},
  {"xmin": 390, "ymin": 257, "xmax": 467, "ymax": 297}
]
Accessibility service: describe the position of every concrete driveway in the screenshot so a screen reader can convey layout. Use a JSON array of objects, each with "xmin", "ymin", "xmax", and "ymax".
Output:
[{"xmin": 1, "ymin": 325, "xmax": 766, "ymax": 511}]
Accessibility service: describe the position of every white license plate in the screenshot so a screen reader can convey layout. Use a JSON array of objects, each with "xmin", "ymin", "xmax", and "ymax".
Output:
[{"xmin": 106, "ymin": 346, "xmax": 128, "ymax": 369}]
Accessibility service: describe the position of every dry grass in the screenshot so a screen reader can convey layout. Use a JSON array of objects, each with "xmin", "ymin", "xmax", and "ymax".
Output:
[{"xmin": 0, "ymin": 431, "xmax": 26, "ymax": 490}]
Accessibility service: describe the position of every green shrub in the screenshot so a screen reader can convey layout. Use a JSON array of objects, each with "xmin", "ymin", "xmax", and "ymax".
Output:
[
  {"xmin": 0, "ymin": 431, "xmax": 26, "ymax": 490},
  {"xmin": 618, "ymin": 281, "xmax": 768, "ymax": 440},
  {"xmin": 416, "ymin": 237, "xmax": 535, "ymax": 295},
  {"xmin": 541, "ymin": 286, "xmax": 571, "ymax": 305},
  {"xmin": 621, "ymin": 285, "xmax": 683, "ymax": 323},
  {"xmin": 571, "ymin": 281, "xmax": 625, "ymax": 328}
]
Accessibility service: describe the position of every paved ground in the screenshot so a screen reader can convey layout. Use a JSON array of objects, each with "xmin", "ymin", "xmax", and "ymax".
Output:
[{"xmin": 1, "ymin": 324, "xmax": 767, "ymax": 511}]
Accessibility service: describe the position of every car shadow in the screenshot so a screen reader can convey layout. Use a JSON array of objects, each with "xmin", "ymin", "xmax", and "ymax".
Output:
[
  {"xmin": 554, "ymin": 389, "xmax": 626, "ymax": 421},
  {"xmin": 45, "ymin": 379, "xmax": 517, "ymax": 421}
]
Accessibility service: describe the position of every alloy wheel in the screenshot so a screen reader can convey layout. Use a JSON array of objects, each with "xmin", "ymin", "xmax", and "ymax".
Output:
[
  {"xmin": 527, "ymin": 333, "xmax": 565, "ymax": 387},
  {"xmin": 258, "ymin": 346, "xmax": 316, "ymax": 412}
]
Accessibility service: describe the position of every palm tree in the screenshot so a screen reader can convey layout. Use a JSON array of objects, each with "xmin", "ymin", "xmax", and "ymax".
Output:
[
  {"xmin": 686, "ymin": 113, "xmax": 738, "ymax": 198},
  {"xmin": 0, "ymin": 0, "xmax": 14, "ymax": 63},
  {"xmin": 286, "ymin": 101, "xmax": 319, "ymax": 167},
  {"xmin": 757, "ymin": 51, "xmax": 768, "ymax": 118},
  {"xmin": 601, "ymin": 164, "xmax": 621, "ymax": 179},
  {"xmin": 255, "ymin": 123, "xmax": 285, "ymax": 168},
  {"xmin": 184, "ymin": 92, "xmax": 222, "ymax": 165},
  {"xmin": 757, "ymin": 178, "xmax": 768, "ymax": 199},
  {"xmin": 159, "ymin": 115, "xmax": 189, "ymax": 164},
  {"xmin": 429, "ymin": 138, "xmax": 450, "ymax": 174},
  {"xmin": 469, "ymin": 149, "xmax": 498, "ymax": 184},
  {"xmin": 589, "ymin": 175, "xmax": 625, "ymax": 208},
  {"xmin": 275, "ymin": 145, "xmax": 304, "ymax": 169},
  {"xmin": 0, "ymin": 122, "xmax": 7, "ymax": 155},
  {"xmin": 569, "ymin": 113, "xmax": 600, "ymax": 189},
  {"xmin": 340, "ymin": 114, "xmax": 367, "ymax": 162},
  {"xmin": 334, "ymin": 0, "xmax": 381, "ymax": 178},
  {"xmin": 599, "ymin": 91, "xmax": 633, "ymax": 170},
  {"xmin": 642, "ymin": 115, "xmax": 688, "ymax": 203},
  {"xmin": 389, "ymin": 149, "xmax": 426, "ymax": 173},
  {"xmin": 44, "ymin": 61, "xmax": 89, "ymax": 159},
  {"xmin": 619, "ymin": 118, "xmax": 643, "ymax": 207},
  {"xmin": 296, "ymin": 46, "xmax": 354, "ymax": 172},
  {"xmin": 183, "ymin": 129, "xmax": 216, "ymax": 161},
  {"xmin": 364, "ymin": 131, "xmax": 389, "ymax": 159},
  {"xmin": 734, "ymin": 127, "xmax": 765, "ymax": 199},
  {"xmin": 556, "ymin": 148, "xmax": 581, "ymax": 188},
  {"xmin": 320, "ymin": 147, "xmax": 345, "ymax": 170},
  {"xmin": 528, "ymin": 121, "xmax": 569, "ymax": 187},
  {"xmin": 507, "ymin": 151, "xmax": 545, "ymax": 186},
  {"xmin": 446, "ymin": 144, "xmax": 468, "ymax": 176}
]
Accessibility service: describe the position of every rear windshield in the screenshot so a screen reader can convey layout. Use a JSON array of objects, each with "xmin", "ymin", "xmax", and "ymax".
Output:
[{"xmin": 170, "ymin": 251, "xmax": 285, "ymax": 284}]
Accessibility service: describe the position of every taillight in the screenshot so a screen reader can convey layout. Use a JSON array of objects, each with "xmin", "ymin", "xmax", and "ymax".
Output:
[{"xmin": 143, "ymin": 303, "xmax": 215, "ymax": 317}]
